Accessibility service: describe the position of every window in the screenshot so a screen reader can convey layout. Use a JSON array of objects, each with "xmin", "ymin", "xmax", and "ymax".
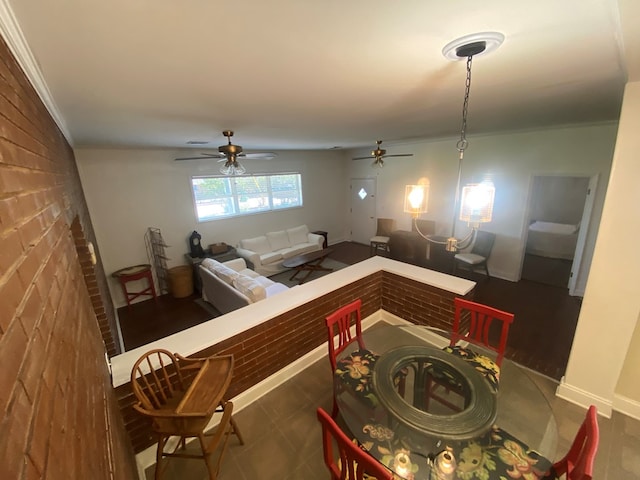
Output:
[{"xmin": 191, "ymin": 173, "xmax": 303, "ymax": 222}]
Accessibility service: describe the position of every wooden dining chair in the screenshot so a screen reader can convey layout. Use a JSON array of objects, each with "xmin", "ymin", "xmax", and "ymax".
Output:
[
  {"xmin": 130, "ymin": 349, "xmax": 244, "ymax": 480},
  {"xmin": 426, "ymin": 297, "xmax": 514, "ymax": 410},
  {"xmin": 317, "ymin": 407, "xmax": 394, "ymax": 480},
  {"xmin": 548, "ymin": 405, "xmax": 599, "ymax": 480}
]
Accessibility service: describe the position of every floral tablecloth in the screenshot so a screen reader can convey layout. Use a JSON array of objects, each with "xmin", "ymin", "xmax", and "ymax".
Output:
[{"xmin": 358, "ymin": 423, "xmax": 553, "ymax": 480}]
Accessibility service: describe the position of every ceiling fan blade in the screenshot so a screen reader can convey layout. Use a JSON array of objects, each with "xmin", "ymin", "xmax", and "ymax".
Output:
[
  {"xmin": 240, "ymin": 152, "xmax": 278, "ymax": 160},
  {"xmin": 382, "ymin": 154, "xmax": 414, "ymax": 158},
  {"xmin": 352, "ymin": 155, "xmax": 374, "ymax": 161},
  {"xmin": 174, "ymin": 153, "xmax": 224, "ymax": 161}
]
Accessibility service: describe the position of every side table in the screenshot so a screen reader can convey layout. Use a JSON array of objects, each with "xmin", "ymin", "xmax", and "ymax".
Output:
[
  {"xmin": 311, "ymin": 230, "xmax": 328, "ymax": 249},
  {"xmin": 112, "ymin": 264, "xmax": 157, "ymax": 307}
]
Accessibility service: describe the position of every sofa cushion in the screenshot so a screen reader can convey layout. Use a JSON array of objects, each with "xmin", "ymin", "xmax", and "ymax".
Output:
[
  {"xmin": 260, "ymin": 251, "xmax": 284, "ymax": 265},
  {"xmin": 267, "ymin": 230, "xmax": 291, "ymax": 251},
  {"xmin": 265, "ymin": 283, "xmax": 289, "ymax": 297},
  {"xmin": 222, "ymin": 257, "xmax": 249, "ymax": 272},
  {"xmin": 286, "ymin": 225, "xmax": 309, "ymax": 246},
  {"xmin": 281, "ymin": 243, "xmax": 319, "ymax": 259},
  {"xmin": 241, "ymin": 235, "xmax": 272, "ymax": 254},
  {"xmin": 238, "ymin": 268, "xmax": 261, "ymax": 279},
  {"xmin": 232, "ymin": 275, "xmax": 266, "ymax": 303},
  {"xmin": 201, "ymin": 259, "xmax": 239, "ymax": 284},
  {"xmin": 252, "ymin": 276, "xmax": 275, "ymax": 288},
  {"xmin": 201, "ymin": 258, "xmax": 223, "ymax": 271}
]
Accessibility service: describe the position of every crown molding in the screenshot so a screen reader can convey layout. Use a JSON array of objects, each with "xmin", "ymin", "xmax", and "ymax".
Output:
[{"xmin": 0, "ymin": 0, "xmax": 73, "ymax": 145}]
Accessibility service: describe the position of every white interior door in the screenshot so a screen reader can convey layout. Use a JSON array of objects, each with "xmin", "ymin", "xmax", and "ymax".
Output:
[
  {"xmin": 569, "ymin": 174, "xmax": 599, "ymax": 295},
  {"xmin": 350, "ymin": 178, "xmax": 376, "ymax": 244}
]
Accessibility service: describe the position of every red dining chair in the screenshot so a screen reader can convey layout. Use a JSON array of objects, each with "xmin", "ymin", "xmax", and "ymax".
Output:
[
  {"xmin": 548, "ymin": 405, "xmax": 599, "ymax": 480},
  {"xmin": 325, "ymin": 299, "xmax": 406, "ymax": 419},
  {"xmin": 426, "ymin": 297, "xmax": 514, "ymax": 410},
  {"xmin": 317, "ymin": 407, "xmax": 394, "ymax": 480},
  {"xmin": 325, "ymin": 299, "xmax": 375, "ymax": 418}
]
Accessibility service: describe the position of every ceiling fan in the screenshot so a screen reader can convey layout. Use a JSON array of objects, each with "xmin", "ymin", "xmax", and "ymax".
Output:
[
  {"xmin": 175, "ymin": 130, "xmax": 277, "ymax": 175},
  {"xmin": 352, "ymin": 140, "xmax": 413, "ymax": 167}
]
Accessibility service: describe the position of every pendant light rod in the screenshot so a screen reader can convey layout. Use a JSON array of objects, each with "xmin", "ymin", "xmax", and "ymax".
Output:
[{"xmin": 450, "ymin": 51, "xmax": 476, "ymax": 242}]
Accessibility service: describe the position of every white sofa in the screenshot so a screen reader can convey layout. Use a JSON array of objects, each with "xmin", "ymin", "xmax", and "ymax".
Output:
[
  {"xmin": 199, "ymin": 258, "xmax": 289, "ymax": 314},
  {"xmin": 236, "ymin": 225, "xmax": 324, "ymax": 276}
]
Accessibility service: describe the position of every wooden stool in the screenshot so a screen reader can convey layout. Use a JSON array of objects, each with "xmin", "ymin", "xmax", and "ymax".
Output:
[{"xmin": 112, "ymin": 264, "xmax": 157, "ymax": 306}]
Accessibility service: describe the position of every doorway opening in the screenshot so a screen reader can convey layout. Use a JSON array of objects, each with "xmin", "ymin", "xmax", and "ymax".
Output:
[{"xmin": 522, "ymin": 175, "xmax": 591, "ymax": 289}]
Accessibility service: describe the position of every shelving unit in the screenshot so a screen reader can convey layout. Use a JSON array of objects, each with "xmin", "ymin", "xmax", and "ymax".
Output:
[{"xmin": 145, "ymin": 227, "xmax": 170, "ymax": 294}]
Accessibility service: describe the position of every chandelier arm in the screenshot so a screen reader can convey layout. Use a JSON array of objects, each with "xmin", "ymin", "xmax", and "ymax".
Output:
[
  {"xmin": 412, "ymin": 218, "xmax": 448, "ymax": 245},
  {"xmin": 455, "ymin": 228, "xmax": 477, "ymax": 251}
]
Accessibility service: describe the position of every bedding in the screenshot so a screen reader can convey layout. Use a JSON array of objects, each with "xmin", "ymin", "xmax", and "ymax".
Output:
[{"xmin": 526, "ymin": 221, "xmax": 579, "ymax": 260}]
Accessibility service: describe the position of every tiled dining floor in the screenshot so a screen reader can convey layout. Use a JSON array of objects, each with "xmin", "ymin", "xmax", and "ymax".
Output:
[{"xmin": 148, "ymin": 339, "xmax": 640, "ymax": 480}]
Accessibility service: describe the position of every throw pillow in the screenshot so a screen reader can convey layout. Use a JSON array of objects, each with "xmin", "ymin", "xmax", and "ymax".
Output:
[
  {"xmin": 286, "ymin": 225, "xmax": 309, "ymax": 246},
  {"xmin": 233, "ymin": 276, "xmax": 267, "ymax": 303},
  {"xmin": 211, "ymin": 263, "xmax": 239, "ymax": 285},
  {"xmin": 201, "ymin": 258, "xmax": 223, "ymax": 273},
  {"xmin": 266, "ymin": 230, "xmax": 291, "ymax": 251},
  {"xmin": 241, "ymin": 235, "xmax": 271, "ymax": 254}
]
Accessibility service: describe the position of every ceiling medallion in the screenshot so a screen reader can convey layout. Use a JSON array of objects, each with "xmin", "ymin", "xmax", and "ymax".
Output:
[{"xmin": 442, "ymin": 32, "xmax": 505, "ymax": 61}]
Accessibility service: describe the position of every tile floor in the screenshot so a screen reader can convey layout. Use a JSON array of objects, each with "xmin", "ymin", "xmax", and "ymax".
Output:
[{"xmin": 148, "ymin": 342, "xmax": 640, "ymax": 480}]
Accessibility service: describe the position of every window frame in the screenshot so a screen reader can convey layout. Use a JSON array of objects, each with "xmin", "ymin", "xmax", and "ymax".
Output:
[{"xmin": 191, "ymin": 172, "xmax": 303, "ymax": 223}]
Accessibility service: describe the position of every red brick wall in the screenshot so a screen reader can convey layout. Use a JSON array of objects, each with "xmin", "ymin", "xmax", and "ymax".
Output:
[
  {"xmin": 117, "ymin": 271, "xmax": 474, "ymax": 454},
  {"xmin": 0, "ymin": 35, "xmax": 136, "ymax": 479}
]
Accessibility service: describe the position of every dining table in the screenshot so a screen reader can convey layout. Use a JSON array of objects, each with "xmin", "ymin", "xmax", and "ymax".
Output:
[{"xmin": 334, "ymin": 323, "xmax": 558, "ymax": 480}]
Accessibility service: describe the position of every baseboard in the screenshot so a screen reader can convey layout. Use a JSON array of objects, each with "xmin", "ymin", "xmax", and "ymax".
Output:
[
  {"xmin": 613, "ymin": 394, "xmax": 640, "ymax": 421},
  {"xmin": 556, "ymin": 379, "xmax": 640, "ymax": 420},
  {"xmin": 556, "ymin": 379, "xmax": 614, "ymax": 418},
  {"xmin": 133, "ymin": 310, "xmax": 385, "ymax": 478}
]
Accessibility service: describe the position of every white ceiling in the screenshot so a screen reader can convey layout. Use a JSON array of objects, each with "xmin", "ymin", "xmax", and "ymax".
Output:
[{"xmin": 2, "ymin": 0, "xmax": 639, "ymax": 152}]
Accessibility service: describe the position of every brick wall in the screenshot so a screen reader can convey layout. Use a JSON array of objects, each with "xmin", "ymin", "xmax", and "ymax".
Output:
[
  {"xmin": 117, "ymin": 270, "xmax": 474, "ymax": 454},
  {"xmin": 0, "ymin": 35, "xmax": 136, "ymax": 479}
]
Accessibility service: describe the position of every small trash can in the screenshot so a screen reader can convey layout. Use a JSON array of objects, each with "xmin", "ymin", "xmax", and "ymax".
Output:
[{"xmin": 168, "ymin": 265, "xmax": 193, "ymax": 298}]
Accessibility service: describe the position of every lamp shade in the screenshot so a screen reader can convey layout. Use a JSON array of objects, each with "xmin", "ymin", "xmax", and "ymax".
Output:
[
  {"xmin": 404, "ymin": 184, "xmax": 429, "ymax": 218},
  {"xmin": 459, "ymin": 183, "xmax": 495, "ymax": 224}
]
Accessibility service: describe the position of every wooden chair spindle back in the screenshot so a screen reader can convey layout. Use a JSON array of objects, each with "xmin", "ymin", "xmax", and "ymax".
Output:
[{"xmin": 131, "ymin": 349, "xmax": 186, "ymax": 411}]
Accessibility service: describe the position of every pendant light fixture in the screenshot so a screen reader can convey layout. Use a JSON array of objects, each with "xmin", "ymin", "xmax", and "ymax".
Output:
[{"xmin": 405, "ymin": 32, "xmax": 503, "ymax": 252}]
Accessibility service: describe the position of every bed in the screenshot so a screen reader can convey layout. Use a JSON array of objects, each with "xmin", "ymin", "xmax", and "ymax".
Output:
[{"xmin": 525, "ymin": 221, "xmax": 579, "ymax": 260}]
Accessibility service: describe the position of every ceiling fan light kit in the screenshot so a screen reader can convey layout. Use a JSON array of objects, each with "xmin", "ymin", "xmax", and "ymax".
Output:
[
  {"xmin": 407, "ymin": 32, "xmax": 503, "ymax": 252},
  {"xmin": 174, "ymin": 130, "xmax": 276, "ymax": 175}
]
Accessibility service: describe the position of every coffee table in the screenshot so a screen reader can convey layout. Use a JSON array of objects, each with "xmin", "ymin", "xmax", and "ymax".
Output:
[{"xmin": 281, "ymin": 248, "xmax": 334, "ymax": 284}]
